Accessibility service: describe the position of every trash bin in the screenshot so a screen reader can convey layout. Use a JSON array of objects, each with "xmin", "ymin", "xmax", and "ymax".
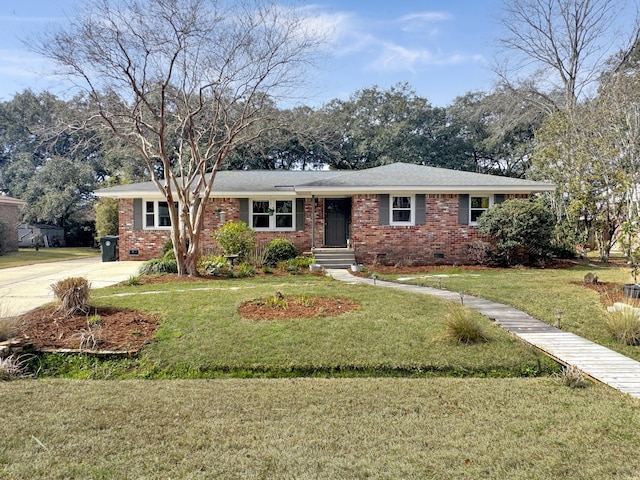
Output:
[{"xmin": 100, "ymin": 235, "xmax": 119, "ymax": 262}]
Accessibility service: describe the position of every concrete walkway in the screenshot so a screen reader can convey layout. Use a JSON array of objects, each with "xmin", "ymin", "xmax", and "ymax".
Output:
[
  {"xmin": 328, "ymin": 269, "xmax": 640, "ymax": 399},
  {"xmin": 1, "ymin": 257, "xmax": 141, "ymax": 315}
]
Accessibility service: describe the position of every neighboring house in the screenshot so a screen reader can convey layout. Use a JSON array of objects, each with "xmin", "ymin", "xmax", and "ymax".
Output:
[
  {"xmin": 18, "ymin": 224, "xmax": 65, "ymax": 248},
  {"xmin": 94, "ymin": 162, "xmax": 555, "ymax": 265},
  {"xmin": 0, "ymin": 195, "xmax": 26, "ymax": 253}
]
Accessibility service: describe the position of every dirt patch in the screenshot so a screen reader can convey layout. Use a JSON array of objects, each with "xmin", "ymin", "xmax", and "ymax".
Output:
[
  {"xmin": 239, "ymin": 295, "xmax": 359, "ymax": 321},
  {"xmin": 18, "ymin": 306, "xmax": 158, "ymax": 352},
  {"xmin": 572, "ymin": 281, "xmax": 625, "ymax": 306}
]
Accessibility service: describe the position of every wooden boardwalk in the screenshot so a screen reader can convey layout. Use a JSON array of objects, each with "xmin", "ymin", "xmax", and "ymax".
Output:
[{"xmin": 329, "ymin": 269, "xmax": 640, "ymax": 399}]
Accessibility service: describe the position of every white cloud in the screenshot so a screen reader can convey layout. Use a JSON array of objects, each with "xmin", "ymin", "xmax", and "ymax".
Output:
[
  {"xmin": 370, "ymin": 44, "xmax": 484, "ymax": 72},
  {"xmin": 397, "ymin": 12, "xmax": 453, "ymax": 23}
]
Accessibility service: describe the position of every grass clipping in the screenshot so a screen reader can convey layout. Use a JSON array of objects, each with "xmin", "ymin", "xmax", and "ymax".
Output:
[{"xmin": 444, "ymin": 304, "xmax": 488, "ymax": 345}]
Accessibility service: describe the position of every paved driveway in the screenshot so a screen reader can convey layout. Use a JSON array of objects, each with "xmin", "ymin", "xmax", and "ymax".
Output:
[{"xmin": 0, "ymin": 257, "xmax": 142, "ymax": 315}]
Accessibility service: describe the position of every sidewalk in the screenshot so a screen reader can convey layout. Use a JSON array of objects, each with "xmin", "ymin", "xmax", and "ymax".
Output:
[
  {"xmin": 328, "ymin": 269, "xmax": 640, "ymax": 399},
  {"xmin": 1, "ymin": 257, "xmax": 141, "ymax": 315}
]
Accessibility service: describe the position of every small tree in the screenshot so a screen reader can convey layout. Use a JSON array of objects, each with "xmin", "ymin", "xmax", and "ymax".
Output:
[
  {"xmin": 33, "ymin": 0, "xmax": 323, "ymax": 275},
  {"xmin": 478, "ymin": 198, "xmax": 555, "ymax": 265},
  {"xmin": 214, "ymin": 221, "xmax": 256, "ymax": 263},
  {"xmin": 94, "ymin": 198, "xmax": 119, "ymax": 240}
]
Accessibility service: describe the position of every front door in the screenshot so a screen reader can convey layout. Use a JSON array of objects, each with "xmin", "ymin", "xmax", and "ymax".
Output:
[{"xmin": 325, "ymin": 198, "xmax": 351, "ymax": 247}]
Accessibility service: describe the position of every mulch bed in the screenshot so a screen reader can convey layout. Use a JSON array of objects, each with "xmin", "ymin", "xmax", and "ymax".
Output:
[{"xmin": 19, "ymin": 305, "xmax": 158, "ymax": 352}]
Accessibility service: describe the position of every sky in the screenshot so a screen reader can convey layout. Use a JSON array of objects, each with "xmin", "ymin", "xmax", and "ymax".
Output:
[{"xmin": 0, "ymin": 0, "xmax": 504, "ymax": 107}]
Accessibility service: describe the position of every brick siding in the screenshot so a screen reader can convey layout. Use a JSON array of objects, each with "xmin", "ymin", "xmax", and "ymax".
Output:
[{"xmin": 350, "ymin": 193, "xmax": 527, "ymax": 266}]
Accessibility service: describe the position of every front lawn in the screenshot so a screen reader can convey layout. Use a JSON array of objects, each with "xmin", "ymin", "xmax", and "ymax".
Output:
[
  {"xmin": 0, "ymin": 247, "xmax": 99, "ymax": 269},
  {"xmin": 2, "ymin": 378, "xmax": 640, "ymax": 479},
  {"xmin": 34, "ymin": 275, "xmax": 556, "ymax": 378},
  {"xmin": 374, "ymin": 262, "xmax": 640, "ymax": 360}
]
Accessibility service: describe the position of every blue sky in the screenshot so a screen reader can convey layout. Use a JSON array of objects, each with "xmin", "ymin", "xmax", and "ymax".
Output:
[{"xmin": 0, "ymin": 0, "xmax": 503, "ymax": 107}]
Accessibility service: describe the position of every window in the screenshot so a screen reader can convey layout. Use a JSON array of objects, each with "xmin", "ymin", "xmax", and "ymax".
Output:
[
  {"xmin": 390, "ymin": 195, "xmax": 414, "ymax": 225},
  {"xmin": 469, "ymin": 196, "xmax": 490, "ymax": 225},
  {"xmin": 145, "ymin": 200, "xmax": 178, "ymax": 229},
  {"xmin": 251, "ymin": 199, "xmax": 295, "ymax": 231}
]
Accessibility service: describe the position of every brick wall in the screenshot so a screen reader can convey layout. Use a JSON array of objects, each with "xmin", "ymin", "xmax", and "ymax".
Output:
[
  {"xmin": 0, "ymin": 203, "xmax": 20, "ymax": 253},
  {"xmin": 118, "ymin": 198, "xmax": 314, "ymax": 261},
  {"xmin": 351, "ymin": 193, "xmax": 527, "ymax": 266}
]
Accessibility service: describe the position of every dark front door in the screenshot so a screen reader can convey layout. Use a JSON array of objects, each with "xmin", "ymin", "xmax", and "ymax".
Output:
[{"xmin": 325, "ymin": 198, "xmax": 351, "ymax": 247}]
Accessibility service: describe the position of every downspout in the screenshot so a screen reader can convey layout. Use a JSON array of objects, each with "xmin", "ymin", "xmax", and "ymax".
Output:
[{"xmin": 311, "ymin": 194, "xmax": 315, "ymax": 250}]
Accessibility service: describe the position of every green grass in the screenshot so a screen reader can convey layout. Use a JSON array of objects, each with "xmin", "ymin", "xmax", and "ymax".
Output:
[
  {"xmin": 376, "ymin": 262, "xmax": 640, "ymax": 361},
  {"xmin": 37, "ymin": 275, "xmax": 556, "ymax": 378},
  {"xmin": 0, "ymin": 247, "xmax": 99, "ymax": 269},
  {"xmin": 2, "ymin": 378, "xmax": 640, "ymax": 479}
]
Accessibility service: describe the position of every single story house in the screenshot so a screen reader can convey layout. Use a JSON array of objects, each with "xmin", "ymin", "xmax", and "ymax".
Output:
[
  {"xmin": 0, "ymin": 195, "xmax": 26, "ymax": 253},
  {"xmin": 95, "ymin": 162, "xmax": 555, "ymax": 265}
]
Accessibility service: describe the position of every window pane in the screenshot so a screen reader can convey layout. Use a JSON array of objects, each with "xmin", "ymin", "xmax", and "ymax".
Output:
[
  {"xmin": 276, "ymin": 200, "xmax": 292, "ymax": 213},
  {"xmin": 253, "ymin": 201, "xmax": 269, "ymax": 213},
  {"xmin": 471, "ymin": 197, "xmax": 489, "ymax": 209},
  {"xmin": 276, "ymin": 214, "xmax": 292, "ymax": 228},
  {"xmin": 158, "ymin": 202, "xmax": 171, "ymax": 227},
  {"xmin": 393, "ymin": 196, "xmax": 411, "ymax": 209},
  {"xmin": 392, "ymin": 210, "xmax": 411, "ymax": 222},
  {"xmin": 470, "ymin": 210, "xmax": 485, "ymax": 222},
  {"xmin": 253, "ymin": 215, "xmax": 269, "ymax": 228},
  {"xmin": 145, "ymin": 202, "xmax": 155, "ymax": 227}
]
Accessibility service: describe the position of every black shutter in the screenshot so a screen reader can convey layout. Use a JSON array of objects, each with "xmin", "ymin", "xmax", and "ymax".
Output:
[
  {"xmin": 494, "ymin": 194, "xmax": 505, "ymax": 204},
  {"xmin": 379, "ymin": 194, "xmax": 389, "ymax": 225},
  {"xmin": 239, "ymin": 198, "xmax": 249, "ymax": 224},
  {"xmin": 458, "ymin": 194, "xmax": 469, "ymax": 225},
  {"xmin": 296, "ymin": 198, "xmax": 305, "ymax": 231},
  {"xmin": 133, "ymin": 199, "xmax": 142, "ymax": 230},
  {"xmin": 415, "ymin": 194, "xmax": 426, "ymax": 225}
]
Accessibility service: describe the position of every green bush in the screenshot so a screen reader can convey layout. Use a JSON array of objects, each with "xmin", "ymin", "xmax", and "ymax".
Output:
[
  {"xmin": 198, "ymin": 255, "xmax": 232, "ymax": 277},
  {"xmin": 139, "ymin": 258, "xmax": 178, "ymax": 275},
  {"xmin": 478, "ymin": 198, "xmax": 555, "ymax": 266},
  {"xmin": 214, "ymin": 221, "xmax": 256, "ymax": 263},
  {"xmin": 263, "ymin": 238, "xmax": 298, "ymax": 266},
  {"xmin": 94, "ymin": 198, "xmax": 119, "ymax": 240}
]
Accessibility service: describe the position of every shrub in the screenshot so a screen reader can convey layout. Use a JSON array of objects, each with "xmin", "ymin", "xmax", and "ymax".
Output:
[
  {"xmin": 50, "ymin": 277, "xmax": 91, "ymax": 316},
  {"xmin": 263, "ymin": 238, "xmax": 297, "ymax": 266},
  {"xmin": 444, "ymin": 304, "xmax": 487, "ymax": 345},
  {"xmin": 478, "ymin": 198, "xmax": 555, "ymax": 266},
  {"xmin": 94, "ymin": 197, "xmax": 119, "ymax": 240},
  {"xmin": 123, "ymin": 275, "xmax": 141, "ymax": 286},
  {"xmin": 603, "ymin": 307, "xmax": 640, "ymax": 345},
  {"xmin": 214, "ymin": 221, "xmax": 256, "ymax": 263},
  {"xmin": 556, "ymin": 365, "xmax": 588, "ymax": 389},
  {"xmin": 234, "ymin": 263, "xmax": 257, "ymax": 278},
  {"xmin": 0, "ymin": 316, "xmax": 20, "ymax": 342},
  {"xmin": 197, "ymin": 255, "xmax": 232, "ymax": 277},
  {"xmin": 139, "ymin": 258, "xmax": 178, "ymax": 275},
  {"xmin": 0, "ymin": 355, "xmax": 31, "ymax": 381}
]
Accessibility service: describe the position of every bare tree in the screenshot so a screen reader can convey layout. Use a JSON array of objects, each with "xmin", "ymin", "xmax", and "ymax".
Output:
[
  {"xmin": 497, "ymin": 0, "xmax": 639, "ymax": 110},
  {"xmin": 31, "ymin": 0, "xmax": 322, "ymax": 275}
]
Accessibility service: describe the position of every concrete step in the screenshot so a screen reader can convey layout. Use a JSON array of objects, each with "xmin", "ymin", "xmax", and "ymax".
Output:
[{"xmin": 312, "ymin": 248, "xmax": 355, "ymax": 268}]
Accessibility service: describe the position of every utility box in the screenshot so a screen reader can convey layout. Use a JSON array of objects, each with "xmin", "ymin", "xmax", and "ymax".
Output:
[{"xmin": 100, "ymin": 236, "xmax": 119, "ymax": 262}]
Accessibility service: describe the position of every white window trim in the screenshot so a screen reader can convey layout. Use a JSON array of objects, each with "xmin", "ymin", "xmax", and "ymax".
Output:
[
  {"xmin": 389, "ymin": 194, "xmax": 415, "ymax": 226},
  {"xmin": 250, "ymin": 198, "xmax": 296, "ymax": 231},
  {"xmin": 144, "ymin": 200, "xmax": 178, "ymax": 230},
  {"xmin": 469, "ymin": 195, "xmax": 494, "ymax": 226}
]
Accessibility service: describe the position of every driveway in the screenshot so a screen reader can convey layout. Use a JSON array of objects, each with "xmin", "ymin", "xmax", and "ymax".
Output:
[{"xmin": 1, "ymin": 257, "xmax": 142, "ymax": 315}]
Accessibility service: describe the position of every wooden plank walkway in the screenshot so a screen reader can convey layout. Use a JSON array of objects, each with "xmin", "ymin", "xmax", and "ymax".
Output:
[{"xmin": 328, "ymin": 269, "xmax": 640, "ymax": 399}]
